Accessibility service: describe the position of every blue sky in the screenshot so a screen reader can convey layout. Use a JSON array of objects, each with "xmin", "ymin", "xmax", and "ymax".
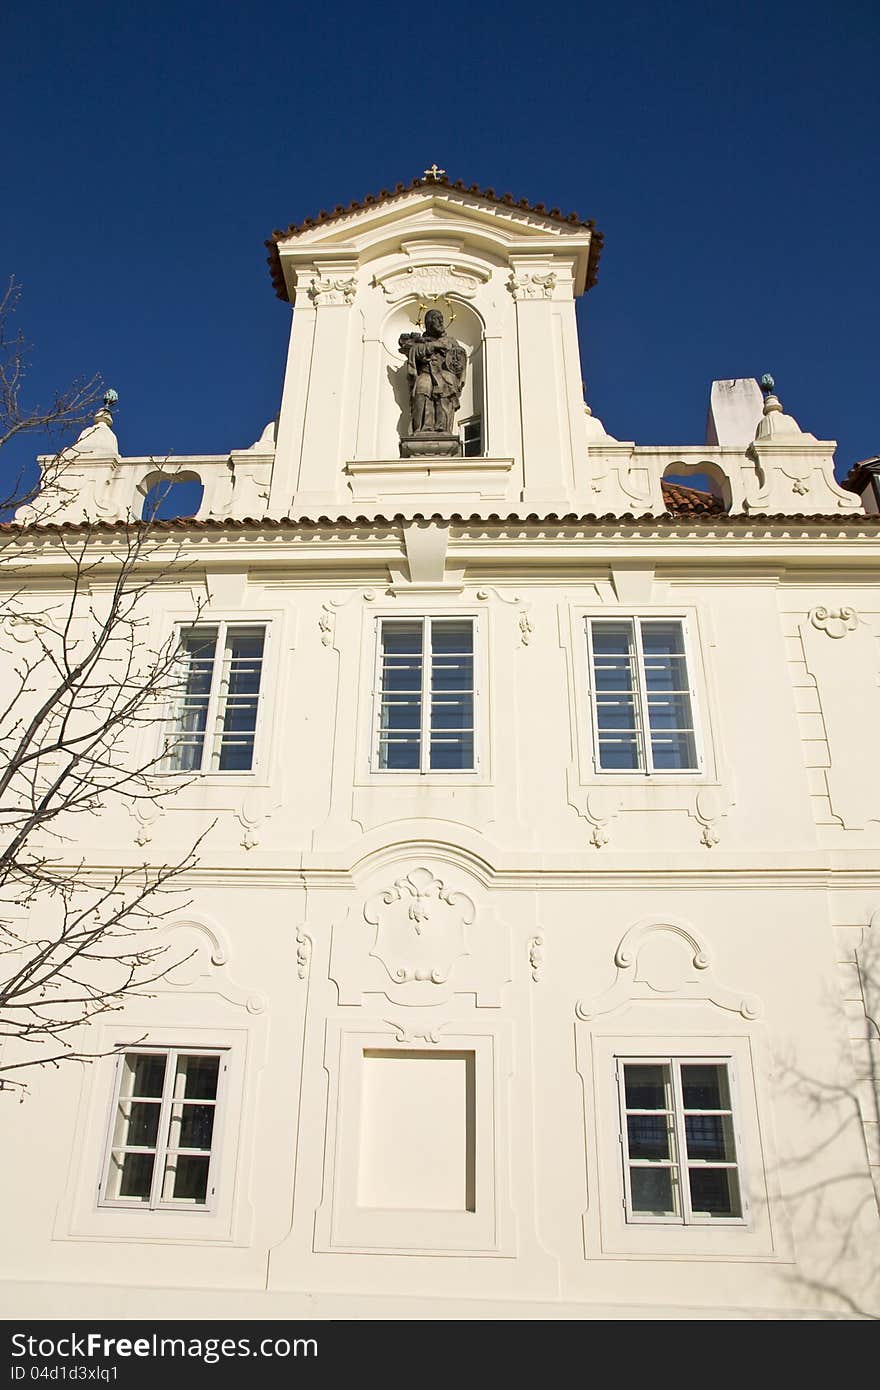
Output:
[{"xmin": 2, "ymin": 0, "xmax": 878, "ymax": 499}]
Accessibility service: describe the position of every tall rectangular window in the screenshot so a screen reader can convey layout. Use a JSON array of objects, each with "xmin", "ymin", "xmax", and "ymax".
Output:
[
  {"xmin": 164, "ymin": 623, "xmax": 266, "ymax": 773},
  {"xmin": 375, "ymin": 618, "xmax": 476, "ymax": 773},
  {"xmin": 618, "ymin": 1058, "xmax": 743, "ymax": 1223},
  {"xmin": 101, "ymin": 1050, "xmax": 225, "ymax": 1210},
  {"xmin": 587, "ymin": 618, "xmax": 699, "ymax": 772}
]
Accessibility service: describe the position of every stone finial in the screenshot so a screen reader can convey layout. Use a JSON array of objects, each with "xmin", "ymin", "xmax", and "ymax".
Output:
[
  {"xmin": 755, "ymin": 373, "xmax": 814, "ymax": 441},
  {"xmin": 63, "ymin": 388, "xmax": 120, "ymax": 458},
  {"xmin": 91, "ymin": 387, "xmax": 118, "ymax": 430},
  {"xmin": 583, "ymin": 401, "xmax": 617, "ymax": 444},
  {"xmin": 244, "ymin": 420, "xmax": 277, "ymax": 452},
  {"xmin": 759, "ymin": 373, "xmax": 783, "ymax": 415},
  {"xmin": 423, "ymin": 163, "xmax": 446, "ymax": 181}
]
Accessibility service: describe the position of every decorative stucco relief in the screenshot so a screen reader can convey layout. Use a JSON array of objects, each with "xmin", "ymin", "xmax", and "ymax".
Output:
[
  {"xmin": 375, "ymin": 263, "xmax": 486, "ymax": 303},
  {"xmin": 528, "ymin": 935, "xmax": 544, "ymax": 983},
  {"xmin": 693, "ymin": 786, "xmax": 733, "ymax": 849},
  {"xmin": 383, "ymin": 1017, "xmax": 441, "ymax": 1045},
  {"xmin": 576, "ymin": 917, "xmax": 761, "ymax": 1021},
  {"xmin": 329, "ymin": 863, "xmax": 511, "ymax": 1007},
  {"xmin": 507, "ymin": 270, "xmax": 558, "ymax": 300},
  {"xmin": 156, "ymin": 916, "xmax": 266, "ymax": 1013},
  {"xmin": 307, "ymin": 276, "xmax": 358, "ymax": 306},
  {"xmin": 295, "ymin": 923, "xmax": 313, "ymax": 982},
  {"xmin": 129, "ymin": 800, "xmax": 163, "ymax": 847},
  {"xmin": 809, "ymin": 606, "xmax": 859, "ymax": 640},
  {"xmin": 365, "ymin": 868, "xmax": 474, "ymax": 985},
  {"xmin": 800, "ymin": 607, "xmax": 880, "ymax": 828},
  {"xmin": 235, "ymin": 789, "xmax": 280, "ymax": 851},
  {"xmin": 585, "ymin": 789, "xmax": 620, "ymax": 849},
  {"xmin": 318, "ymin": 591, "xmax": 374, "ymax": 649}
]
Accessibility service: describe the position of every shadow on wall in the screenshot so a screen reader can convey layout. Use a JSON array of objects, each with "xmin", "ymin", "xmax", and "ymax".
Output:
[{"xmin": 776, "ymin": 926, "xmax": 880, "ymax": 1319}]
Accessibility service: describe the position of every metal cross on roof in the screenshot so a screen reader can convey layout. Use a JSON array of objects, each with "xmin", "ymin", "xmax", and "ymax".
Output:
[{"xmin": 423, "ymin": 163, "xmax": 446, "ymax": 181}]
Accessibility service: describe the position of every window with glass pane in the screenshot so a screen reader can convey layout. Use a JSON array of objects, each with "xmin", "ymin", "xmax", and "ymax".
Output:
[
  {"xmin": 101, "ymin": 1050, "xmax": 223, "ymax": 1209},
  {"xmin": 376, "ymin": 618, "xmax": 475, "ymax": 772},
  {"xmin": 164, "ymin": 624, "xmax": 265, "ymax": 772},
  {"xmin": 618, "ymin": 1058, "xmax": 743, "ymax": 1223},
  {"xmin": 459, "ymin": 416, "xmax": 482, "ymax": 457},
  {"xmin": 587, "ymin": 618, "xmax": 698, "ymax": 772}
]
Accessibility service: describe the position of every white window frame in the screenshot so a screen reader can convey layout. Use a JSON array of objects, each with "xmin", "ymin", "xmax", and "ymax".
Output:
[
  {"xmin": 162, "ymin": 620, "xmax": 269, "ymax": 776},
  {"xmin": 98, "ymin": 1047, "xmax": 228, "ymax": 1212},
  {"xmin": 370, "ymin": 614, "xmax": 480, "ymax": 776},
  {"xmin": 616, "ymin": 1054, "xmax": 747, "ymax": 1227},
  {"xmin": 585, "ymin": 615, "xmax": 703, "ymax": 776}
]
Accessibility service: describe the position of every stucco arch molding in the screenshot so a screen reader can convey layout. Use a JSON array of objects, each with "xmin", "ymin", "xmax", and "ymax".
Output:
[
  {"xmin": 576, "ymin": 916, "xmax": 762, "ymax": 1022},
  {"xmin": 156, "ymin": 913, "xmax": 266, "ymax": 1014}
]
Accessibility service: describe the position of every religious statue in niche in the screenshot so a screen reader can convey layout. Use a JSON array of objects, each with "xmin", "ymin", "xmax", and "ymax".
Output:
[{"xmin": 398, "ymin": 308, "xmax": 466, "ymax": 457}]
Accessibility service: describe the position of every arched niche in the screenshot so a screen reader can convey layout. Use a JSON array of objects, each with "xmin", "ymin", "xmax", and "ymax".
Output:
[
  {"xmin": 379, "ymin": 299, "xmax": 486, "ymax": 458},
  {"xmin": 661, "ymin": 459, "xmax": 731, "ymax": 514},
  {"xmin": 138, "ymin": 469, "xmax": 205, "ymax": 520}
]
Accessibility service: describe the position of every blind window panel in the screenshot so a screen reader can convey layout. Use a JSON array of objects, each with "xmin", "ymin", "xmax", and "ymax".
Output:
[
  {"xmin": 618, "ymin": 1059, "xmax": 743, "ymax": 1224},
  {"xmin": 588, "ymin": 618, "xmax": 699, "ymax": 773},
  {"xmin": 165, "ymin": 625, "xmax": 266, "ymax": 773},
  {"xmin": 377, "ymin": 618, "xmax": 476, "ymax": 773},
  {"xmin": 102, "ymin": 1050, "xmax": 223, "ymax": 1210}
]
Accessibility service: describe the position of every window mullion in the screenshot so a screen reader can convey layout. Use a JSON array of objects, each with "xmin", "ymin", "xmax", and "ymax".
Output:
[
  {"xmin": 633, "ymin": 619, "xmax": 651, "ymax": 774},
  {"xmin": 197, "ymin": 620, "xmax": 226, "ymax": 773},
  {"xmin": 617, "ymin": 1062, "xmax": 636, "ymax": 1217},
  {"xmin": 670, "ymin": 1060, "xmax": 692, "ymax": 1224},
  {"xmin": 207, "ymin": 620, "xmax": 232, "ymax": 772},
  {"xmin": 149, "ymin": 1049, "xmax": 176, "ymax": 1210},
  {"xmin": 586, "ymin": 619, "xmax": 600, "ymax": 774}
]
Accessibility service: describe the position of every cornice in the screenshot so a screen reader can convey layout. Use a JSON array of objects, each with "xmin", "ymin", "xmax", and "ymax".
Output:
[
  {"xmin": 3, "ymin": 514, "xmax": 879, "ymax": 581},
  {"xmin": 31, "ymin": 859, "xmax": 880, "ymax": 894},
  {"xmin": 265, "ymin": 175, "xmax": 603, "ymax": 300}
]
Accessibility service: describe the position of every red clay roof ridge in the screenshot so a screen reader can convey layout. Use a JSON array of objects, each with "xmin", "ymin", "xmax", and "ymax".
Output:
[{"xmin": 265, "ymin": 176, "xmax": 604, "ymax": 302}]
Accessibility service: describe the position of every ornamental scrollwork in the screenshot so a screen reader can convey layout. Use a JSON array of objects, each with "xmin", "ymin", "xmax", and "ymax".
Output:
[
  {"xmin": 507, "ymin": 270, "xmax": 558, "ymax": 300},
  {"xmin": 809, "ymin": 606, "xmax": 858, "ymax": 640},
  {"xmin": 308, "ymin": 276, "xmax": 358, "ymax": 306},
  {"xmin": 364, "ymin": 867, "xmax": 475, "ymax": 985}
]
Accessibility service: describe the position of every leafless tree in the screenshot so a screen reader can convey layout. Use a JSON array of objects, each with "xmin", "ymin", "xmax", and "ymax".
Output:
[
  {"xmin": 0, "ymin": 278, "xmax": 103, "ymax": 516},
  {"xmin": 0, "ymin": 286, "xmax": 204, "ymax": 1093}
]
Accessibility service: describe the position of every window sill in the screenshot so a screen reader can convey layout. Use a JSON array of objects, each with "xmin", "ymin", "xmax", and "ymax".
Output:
[{"xmin": 359, "ymin": 770, "xmax": 489, "ymax": 788}]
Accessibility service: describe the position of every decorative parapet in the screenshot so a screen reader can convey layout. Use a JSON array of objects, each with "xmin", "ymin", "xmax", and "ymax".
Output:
[
  {"xmin": 586, "ymin": 442, "xmax": 862, "ymax": 518},
  {"xmin": 16, "ymin": 416, "xmax": 276, "ymax": 525},
  {"xmin": 15, "ymin": 380, "xmax": 864, "ymax": 525}
]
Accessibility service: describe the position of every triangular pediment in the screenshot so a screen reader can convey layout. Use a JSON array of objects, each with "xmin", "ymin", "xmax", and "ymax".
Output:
[{"xmin": 266, "ymin": 178, "xmax": 602, "ymax": 301}]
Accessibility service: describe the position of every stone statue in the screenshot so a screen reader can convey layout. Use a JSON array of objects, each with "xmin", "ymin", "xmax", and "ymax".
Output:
[{"xmin": 398, "ymin": 308, "xmax": 467, "ymax": 457}]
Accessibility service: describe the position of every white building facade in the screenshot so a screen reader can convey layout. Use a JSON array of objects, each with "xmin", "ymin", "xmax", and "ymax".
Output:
[{"xmin": 2, "ymin": 175, "xmax": 879, "ymax": 1319}]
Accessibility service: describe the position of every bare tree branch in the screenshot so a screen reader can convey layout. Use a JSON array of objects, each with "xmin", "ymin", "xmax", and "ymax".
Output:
[{"xmin": 0, "ymin": 289, "xmax": 207, "ymax": 1091}]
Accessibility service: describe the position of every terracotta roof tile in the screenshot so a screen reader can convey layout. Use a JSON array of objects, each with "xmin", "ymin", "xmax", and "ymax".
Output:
[
  {"xmin": 265, "ymin": 175, "xmax": 604, "ymax": 302},
  {"xmin": 659, "ymin": 481, "xmax": 727, "ymax": 516},
  {"xmin": 1, "ymin": 510, "xmax": 873, "ymax": 538}
]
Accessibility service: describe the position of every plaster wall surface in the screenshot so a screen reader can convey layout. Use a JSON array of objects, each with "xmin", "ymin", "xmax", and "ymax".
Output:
[
  {"xmin": 1, "ymin": 183, "xmax": 878, "ymax": 1320},
  {"xmin": 1, "ymin": 536, "xmax": 879, "ymax": 1320}
]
